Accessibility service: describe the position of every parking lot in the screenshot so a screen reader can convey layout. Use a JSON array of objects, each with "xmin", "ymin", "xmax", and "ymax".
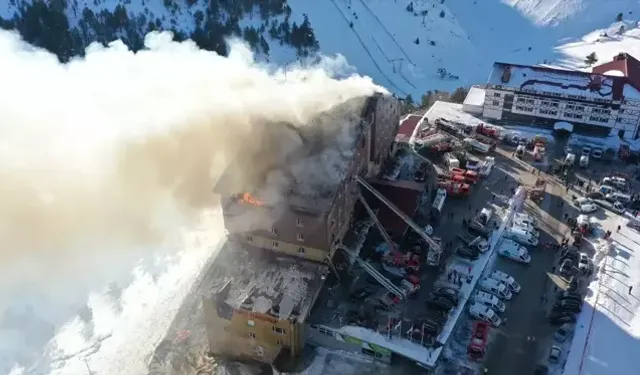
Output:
[{"xmin": 481, "ymin": 136, "xmax": 638, "ymax": 374}]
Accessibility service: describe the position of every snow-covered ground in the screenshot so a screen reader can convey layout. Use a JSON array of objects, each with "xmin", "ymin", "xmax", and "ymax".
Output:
[
  {"xmin": 563, "ymin": 214, "xmax": 640, "ymax": 375},
  {"xmin": 3, "ymin": 0, "xmax": 640, "ymax": 97}
]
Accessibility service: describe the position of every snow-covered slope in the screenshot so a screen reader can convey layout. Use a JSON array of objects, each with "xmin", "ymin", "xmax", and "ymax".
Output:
[
  {"xmin": 563, "ymin": 215, "xmax": 640, "ymax": 375},
  {"xmin": 288, "ymin": 0, "xmax": 640, "ymax": 96},
  {"xmin": 2, "ymin": 0, "xmax": 640, "ymax": 97}
]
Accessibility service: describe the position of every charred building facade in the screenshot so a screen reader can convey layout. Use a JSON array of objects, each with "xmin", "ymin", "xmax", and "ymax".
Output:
[
  {"xmin": 482, "ymin": 53, "xmax": 640, "ymax": 139},
  {"xmin": 203, "ymin": 93, "xmax": 402, "ymax": 365}
]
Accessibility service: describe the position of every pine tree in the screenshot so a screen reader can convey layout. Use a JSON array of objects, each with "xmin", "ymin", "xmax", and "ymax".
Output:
[
  {"xmin": 450, "ymin": 87, "xmax": 469, "ymax": 103},
  {"xmin": 585, "ymin": 52, "xmax": 598, "ymax": 66}
]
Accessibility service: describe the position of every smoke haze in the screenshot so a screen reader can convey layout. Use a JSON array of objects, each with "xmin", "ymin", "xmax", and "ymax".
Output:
[{"xmin": 0, "ymin": 29, "xmax": 384, "ymax": 374}]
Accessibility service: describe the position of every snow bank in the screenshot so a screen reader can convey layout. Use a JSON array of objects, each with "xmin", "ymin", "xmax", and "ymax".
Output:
[{"xmin": 563, "ymin": 215, "xmax": 640, "ymax": 375}]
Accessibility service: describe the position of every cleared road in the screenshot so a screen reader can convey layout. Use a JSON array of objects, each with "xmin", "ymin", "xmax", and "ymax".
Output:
[{"xmin": 484, "ymin": 147, "xmax": 569, "ymax": 375}]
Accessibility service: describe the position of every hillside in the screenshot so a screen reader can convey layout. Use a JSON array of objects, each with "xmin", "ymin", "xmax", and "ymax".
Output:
[{"xmin": 1, "ymin": 0, "xmax": 640, "ymax": 97}]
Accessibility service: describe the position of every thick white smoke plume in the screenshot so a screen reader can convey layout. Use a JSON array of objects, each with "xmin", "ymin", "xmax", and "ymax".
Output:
[{"xmin": 0, "ymin": 30, "xmax": 384, "ymax": 375}]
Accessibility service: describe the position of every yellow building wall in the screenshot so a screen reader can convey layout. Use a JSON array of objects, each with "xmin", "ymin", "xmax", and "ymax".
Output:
[
  {"xmin": 203, "ymin": 297, "xmax": 304, "ymax": 364},
  {"xmin": 236, "ymin": 234, "xmax": 329, "ymax": 263}
]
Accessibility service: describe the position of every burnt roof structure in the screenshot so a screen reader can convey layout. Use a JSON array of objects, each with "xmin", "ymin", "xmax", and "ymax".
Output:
[{"xmin": 214, "ymin": 94, "xmax": 382, "ymax": 215}]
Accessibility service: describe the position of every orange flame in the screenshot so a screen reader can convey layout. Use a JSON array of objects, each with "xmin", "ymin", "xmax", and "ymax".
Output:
[{"xmin": 240, "ymin": 192, "xmax": 264, "ymax": 206}]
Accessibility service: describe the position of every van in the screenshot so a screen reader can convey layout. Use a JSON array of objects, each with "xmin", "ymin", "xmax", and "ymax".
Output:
[
  {"xmin": 602, "ymin": 177, "xmax": 627, "ymax": 189},
  {"xmin": 504, "ymin": 227, "xmax": 539, "ymax": 246},
  {"xmin": 606, "ymin": 192, "xmax": 631, "ymax": 204},
  {"xmin": 469, "ymin": 302, "xmax": 501, "ymax": 327},
  {"xmin": 513, "ymin": 212, "xmax": 538, "ymax": 226},
  {"xmin": 599, "ymin": 185, "xmax": 616, "ymax": 195},
  {"xmin": 473, "ymin": 291, "xmax": 506, "ymax": 313},
  {"xmin": 444, "ymin": 152, "xmax": 460, "ymax": 169},
  {"xmin": 579, "ymin": 155, "xmax": 589, "ymax": 168},
  {"xmin": 513, "ymin": 216, "xmax": 537, "ymax": 229},
  {"xmin": 498, "ymin": 240, "xmax": 531, "ymax": 264},
  {"xmin": 479, "ymin": 278, "xmax": 513, "ymax": 300},
  {"xmin": 511, "ymin": 222, "xmax": 539, "ymax": 237},
  {"xmin": 490, "ymin": 270, "xmax": 521, "ymax": 293}
]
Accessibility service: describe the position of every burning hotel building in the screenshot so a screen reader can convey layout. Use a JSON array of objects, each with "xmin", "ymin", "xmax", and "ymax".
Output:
[{"xmin": 203, "ymin": 93, "xmax": 402, "ymax": 365}]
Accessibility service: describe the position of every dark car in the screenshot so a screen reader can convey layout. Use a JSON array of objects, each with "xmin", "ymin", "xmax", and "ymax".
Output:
[
  {"xmin": 587, "ymin": 191, "xmax": 604, "ymax": 199},
  {"xmin": 553, "ymin": 300, "xmax": 582, "ymax": 313},
  {"xmin": 431, "ymin": 287, "xmax": 460, "ymax": 305},
  {"xmin": 556, "ymin": 291, "xmax": 583, "ymax": 303},
  {"xmin": 426, "ymin": 296, "xmax": 455, "ymax": 312},
  {"xmin": 549, "ymin": 312, "xmax": 577, "ymax": 325},
  {"xmin": 559, "ymin": 259, "xmax": 574, "ymax": 276},
  {"xmin": 534, "ymin": 364, "xmax": 549, "ymax": 375},
  {"xmin": 568, "ymin": 277, "xmax": 581, "ymax": 292},
  {"xmin": 349, "ymin": 287, "xmax": 372, "ymax": 302},
  {"xmin": 457, "ymin": 246, "xmax": 479, "ymax": 260}
]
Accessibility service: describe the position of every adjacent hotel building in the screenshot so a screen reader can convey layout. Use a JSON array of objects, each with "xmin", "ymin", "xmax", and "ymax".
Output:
[{"xmin": 480, "ymin": 53, "xmax": 640, "ymax": 140}]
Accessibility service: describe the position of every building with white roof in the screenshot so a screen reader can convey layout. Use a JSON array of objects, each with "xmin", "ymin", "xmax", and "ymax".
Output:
[{"xmin": 481, "ymin": 53, "xmax": 640, "ymax": 140}]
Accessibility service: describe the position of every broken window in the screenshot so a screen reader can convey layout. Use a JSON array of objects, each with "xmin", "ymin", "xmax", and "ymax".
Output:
[
  {"xmin": 271, "ymin": 227, "xmax": 278, "ymax": 236},
  {"xmin": 296, "ymin": 218, "xmax": 304, "ymax": 227},
  {"xmin": 297, "ymin": 233, "xmax": 304, "ymax": 242},
  {"xmin": 272, "ymin": 327, "xmax": 286, "ymax": 334},
  {"xmin": 272, "ymin": 241, "xmax": 279, "ymax": 248},
  {"xmin": 297, "ymin": 247, "xmax": 305, "ymax": 254}
]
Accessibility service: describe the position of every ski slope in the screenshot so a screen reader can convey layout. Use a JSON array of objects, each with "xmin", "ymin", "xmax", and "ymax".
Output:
[
  {"xmin": 563, "ymin": 215, "xmax": 640, "ymax": 375},
  {"xmin": 288, "ymin": 0, "xmax": 640, "ymax": 96}
]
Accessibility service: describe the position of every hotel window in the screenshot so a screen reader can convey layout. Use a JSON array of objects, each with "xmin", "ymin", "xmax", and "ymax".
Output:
[
  {"xmin": 296, "ymin": 218, "xmax": 304, "ymax": 227},
  {"xmin": 566, "ymin": 104, "xmax": 575, "ymax": 110},
  {"xmin": 272, "ymin": 241, "xmax": 279, "ymax": 248},
  {"xmin": 492, "ymin": 100, "xmax": 500, "ymax": 106},
  {"xmin": 273, "ymin": 327, "xmax": 286, "ymax": 334},
  {"xmin": 298, "ymin": 247, "xmax": 305, "ymax": 254},
  {"xmin": 249, "ymin": 332, "xmax": 256, "ymax": 338},
  {"xmin": 297, "ymin": 233, "xmax": 304, "ymax": 242},
  {"xmin": 271, "ymin": 227, "xmax": 278, "ymax": 236}
]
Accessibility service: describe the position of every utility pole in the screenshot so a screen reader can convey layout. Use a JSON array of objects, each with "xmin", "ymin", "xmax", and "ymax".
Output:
[
  {"xmin": 83, "ymin": 358, "xmax": 93, "ymax": 375},
  {"xmin": 390, "ymin": 58, "xmax": 404, "ymax": 73}
]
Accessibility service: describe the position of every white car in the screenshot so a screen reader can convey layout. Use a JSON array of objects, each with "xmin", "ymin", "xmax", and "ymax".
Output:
[
  {"xmin": 574, "ymin": 197, "xmax": 593, "ymax": 206},
  {"xmin": 512, "ymin": 222, "xmax": 539, "ymax": 237},
  {"xmin": 549, "ymin": 345, "xmax": 562, "ymax": 363},
  {"xmin": 513, "ymin": 216, "xmax": 537, "ymax": 229},
  {"xmin": 498, "ymin": 241, "xmax": 531, "ymax": 264},
  {"xmin": 578, "ymin": 253, "xmax": 590, "ymax": 272},
  {"xmin": 514, "ymin": 212, "xmax": 538, "ymax": 226},
  {"xmin": 490, "ymin": 270, "xmax": 521, "ymax": 293},
  {"xmin": 580, "ymin": 203, "xmax": 598, "ymax": 213}
]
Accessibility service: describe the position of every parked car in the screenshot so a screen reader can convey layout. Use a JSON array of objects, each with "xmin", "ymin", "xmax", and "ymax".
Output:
[
  {"xmin": 514, "ymin": 212, "xmax": 538, "ymax": 226},
  {"xmin": 553, "ymin": 300, "xmax": 582, "ymax": 313},
  {"xmin": 578, "ymin": 253, "xmax": 590, "ymax": 272},
  {"xmin": 457, "ymin": 245, "xmax": 479, "ymax": 260},
  {"xmin": 431, "ymin": 287, "xmax": 460, "ymax": 305},
  {"xmin": 490, "ymin": 270, "xmax": 521, "ymax": 293},
  {"xmin": 427, "ymin": 296, "xmax": 455, "ymax": 312},
  {"xmin": 556, "ymin": 291, "xmax": 583, "ymax": 303},
  {"xmin": 587, "ymin": 191, "xmax": 604, "ymax": 199},
  {"xmin": 580, "ymin": 202, "xmax": 598, "ymax": 213},
  {"xmin": 534, "ymin": 364, "xmax": 549, "ymax": 375},
  {"xmin": 553, "ymin": 323, "xmax": 573, "ymax": 343},
  {"xmin": 548, "ymin": 312, "xmax": 576, "ymax": 325},
  {"xmin": 549, "ymin": 346, "xmax": 562, "ymax": 363},
  {"xmin": 559, "ymin": 259, "xmax": 573, "ymax": 276},
  {"xmin": 567, "ymin": 277, "xmax": 581, "ymax": 293}
]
